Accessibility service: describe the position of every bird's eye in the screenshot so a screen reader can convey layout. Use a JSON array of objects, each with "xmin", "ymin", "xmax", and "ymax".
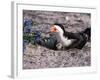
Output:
[
  {"xmin": 54, "ymin": 27, "xmax": 57, "ymax": 31},
  {"xmin": 50, "ymin": 26, "xmax": 57, "ymax": 32}
]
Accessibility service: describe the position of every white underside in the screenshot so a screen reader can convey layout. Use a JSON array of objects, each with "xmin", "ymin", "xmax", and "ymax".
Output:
[
  {"xmin": 60, "ymin": 34, "xmax": 72, "ymax": 46},
  {"xmin": 56, "ymin": 32, "xmax": 72, "ymax": 47},
  {"xmin": 54, "ymin": 25, "xmax": 72, "ymax": 47}
]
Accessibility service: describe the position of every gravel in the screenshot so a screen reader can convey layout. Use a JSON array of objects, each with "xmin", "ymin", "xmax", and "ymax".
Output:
[{"xmin": 23, "ymin": 10, "xmax": 91, "ymax": 69}]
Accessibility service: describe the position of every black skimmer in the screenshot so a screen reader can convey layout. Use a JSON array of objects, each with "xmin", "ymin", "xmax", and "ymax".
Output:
[{"xmin": 50, "ymin": 23, "xmax": 91, "ymax": 49}]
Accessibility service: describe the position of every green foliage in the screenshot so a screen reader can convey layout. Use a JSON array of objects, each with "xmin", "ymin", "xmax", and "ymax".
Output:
[{"xmin": 23, "ymin": 33, "xmax": 35, "ymax": 45}]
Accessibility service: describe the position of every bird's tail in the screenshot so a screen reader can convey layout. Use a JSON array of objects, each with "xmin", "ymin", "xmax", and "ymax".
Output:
[{"xmin": 82, "ymin": 28, "xmax": 91, "ymax": 41}]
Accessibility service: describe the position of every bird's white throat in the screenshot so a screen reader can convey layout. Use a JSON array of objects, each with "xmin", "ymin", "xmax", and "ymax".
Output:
[
  {"xmin": 54, "ymin": 25, "xmax": 72, "ymax": 47},
  {"xmin": 59, "ymin": 32, "xmax": 72, "ymax": 47}
]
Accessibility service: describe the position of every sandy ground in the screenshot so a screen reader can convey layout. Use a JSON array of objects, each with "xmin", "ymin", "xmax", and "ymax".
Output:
[{"xmin": 23, "ymin": 10, "xmax": 91, "ymax": 69}]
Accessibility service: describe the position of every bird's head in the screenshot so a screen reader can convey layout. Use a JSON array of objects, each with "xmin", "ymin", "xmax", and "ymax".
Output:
[{"xmin": 50, "ymin": 23, "xmax": 65, "ymax": 34}]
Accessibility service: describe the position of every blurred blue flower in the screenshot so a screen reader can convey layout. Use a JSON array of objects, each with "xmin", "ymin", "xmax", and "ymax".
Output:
[
  {"xmin": 23, "ymin": 19, "xmax": 33, "ymax": 33},
  {"xmin": 33, "ymin": 31, "xmax": 41, "ymax": 43},
  {"xmin": 24, "ymin": 19, "xmax": 33, "ymax": 27}
]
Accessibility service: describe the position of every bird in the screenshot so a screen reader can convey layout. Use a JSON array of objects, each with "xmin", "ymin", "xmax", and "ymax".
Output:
[{"xmin": 50, "ymin": 23, "xmax": 91, "ymax": 49}]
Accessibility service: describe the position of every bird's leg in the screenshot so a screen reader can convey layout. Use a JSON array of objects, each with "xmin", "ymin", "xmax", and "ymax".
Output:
[{"xmin": 56, "ymin": 43, "xmax": 63, "ymax": 50}]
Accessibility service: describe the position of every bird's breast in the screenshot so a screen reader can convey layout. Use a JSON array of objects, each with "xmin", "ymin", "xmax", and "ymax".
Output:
[
  {"xmin": 55, "ymin": 32, "xmax": 73, "ymax": 47},
  {"xmin": 61, "ymin": 38, "xmax": 72, "ymax": 46},
  {"xmin": 60, "ymin": 34, "xmax": 73, "ymax": 46}
]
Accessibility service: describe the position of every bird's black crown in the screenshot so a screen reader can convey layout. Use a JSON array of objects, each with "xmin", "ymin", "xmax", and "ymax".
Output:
[{"xmin": 54, "ymin": 23, "xmax": 66, "ymax": 33}]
